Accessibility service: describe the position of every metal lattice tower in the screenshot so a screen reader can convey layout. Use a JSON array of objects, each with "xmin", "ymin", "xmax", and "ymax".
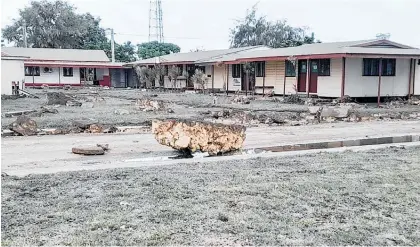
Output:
[{"xmin": 148, "ymin": 0, "xmax": 164, "ymax": 43}]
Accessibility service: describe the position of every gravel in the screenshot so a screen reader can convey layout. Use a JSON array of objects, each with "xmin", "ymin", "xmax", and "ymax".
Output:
[{"xmin": 2, "ymin": 146, "xmax": 420, "ymax": 246}]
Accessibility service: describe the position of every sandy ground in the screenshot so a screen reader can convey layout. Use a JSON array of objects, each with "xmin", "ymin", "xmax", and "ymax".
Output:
[
  {"xmin": 2, "ymin": 120, "xmax": 420, "ymax": 176},
  {"xmin": 2, "ymin": 88, "xmax": 420, "ymax": 129},
  {"xmin": 2, "ymin": 146, "xmax": 420, "ymax": 246}
]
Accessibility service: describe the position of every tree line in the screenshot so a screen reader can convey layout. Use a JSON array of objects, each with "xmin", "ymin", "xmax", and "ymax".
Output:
[{"xmin": 2, "ymin": 0, "xmax": 320, "ymax": 63}]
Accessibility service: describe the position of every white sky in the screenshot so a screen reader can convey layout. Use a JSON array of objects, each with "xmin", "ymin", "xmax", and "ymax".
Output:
[{"xmin": 1, "ymin": 0, "xmax": 420, "ymax": 52}]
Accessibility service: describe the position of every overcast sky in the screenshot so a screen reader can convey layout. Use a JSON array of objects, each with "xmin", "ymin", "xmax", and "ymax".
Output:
[{"xmin": 1, "ymin": 0, "xmax": 420, "ymax": 52}]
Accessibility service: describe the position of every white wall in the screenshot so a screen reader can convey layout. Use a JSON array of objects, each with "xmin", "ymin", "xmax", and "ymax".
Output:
[
  {"xmin": 228, "ymin": 64, "xmax": 241, "ymax": 91},
  {"xmin": 345, "ymin": 58, "xmax": 410, "ymax": 97},
  {"xmin": 25, "ymin": 66, "xmax": 81, "ymax": 85},
  {"xmin": 254, "ymin": 61, "xmax": 296, "ymax": 95},
  {"xmin": 213, "ymin": 65, "xmax": 227, "ymax": 89},
  {"xmin": 1, "ymin": 59, "xmax": 25, "ymax": 95},
  {"xmin": 317, "ymin": 58, "xmax": 343, "ymax": 97},
  {"xmin": 414, "ymin": 59, "xmax": 420, "ymax": 95}
]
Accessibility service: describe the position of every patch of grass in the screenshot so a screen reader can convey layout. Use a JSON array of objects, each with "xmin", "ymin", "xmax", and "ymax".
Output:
[{"xmin": 2, "ymin": 146, "xmax": 420, "ymax": 245}]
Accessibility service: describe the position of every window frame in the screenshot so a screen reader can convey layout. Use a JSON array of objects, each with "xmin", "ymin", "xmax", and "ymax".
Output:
[
  {"xmin": 232, "ymin": 64, "xmax": 241, "ymax": 78},
  {"xmin": 24, "ymin": 66, "xmax": 40, "ymax": 76},
  {"xmin": 363, "ymin": 58, "xmax": 396, "ymax": 76},
  {"xmin": 255, "ymin": 61, "xmax": 265, "ymax": 77},
  {"xmin": 318, "ymin": 59, "xmax": 330, "ymax": 76},
  {"xmin": 285, "ymin": 60, "xmax": 296, "ymax": 77},
  {"xmin": 63, "ymin": 67, "xmax": 74, "ymax": 77}
]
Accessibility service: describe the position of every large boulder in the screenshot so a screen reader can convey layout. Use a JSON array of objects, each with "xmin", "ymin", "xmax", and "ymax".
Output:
[
  {"xmin": 8, "ymin": 116, "xmax": 38, "ymax": 136},
  {"xmin": 152, "ymin": 120, "xmax": 246, "ymax": 155},
  {"xmin": 321, "ymin": 106, "xmax": 352, "ymax": 118}
]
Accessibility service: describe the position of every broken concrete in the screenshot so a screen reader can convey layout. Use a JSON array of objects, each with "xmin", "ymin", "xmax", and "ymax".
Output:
[
  {"xmin": 232, "ymin": 95, "xmax": 251, "ymax": 104},
  {"xmin": 72, "ymin": 146, "xmax": 105, "ymax": 155},
  {"xmin": 46, "ymin": 92, "xmax": 72, "ymax": 105},
  {"xmin": 152, "ymin": 120, "xmax": 246, "ymax": 155},
  {"xmin": 8, "ymin": 116, "xmax": 38, "ymax": 136},
  {"xmin": 136, "ymin": 98, "xmax": 165, "ymax": 111},
  {"xmin": 321, "ymin": 106, "xmax": 352, "ymax": 119},
  {"xmin": 3, "ymin": 110, "xmax": 37, "ymax": 118},
  {"xmin": 66, "ymin": 100, "xmax": 82, "ymax": 107}
]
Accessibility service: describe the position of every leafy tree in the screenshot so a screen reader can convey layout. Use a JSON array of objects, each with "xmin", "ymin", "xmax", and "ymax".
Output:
[
  {"xmin": 191, "ymin": 69, "xmax": 208, "ymax": 93},
  {"xmin": 2, "ymin": 0, "xmax": 136, "ymax": 62},
  {"xmin": 168, "ymin": 65, "xmax": 182, "ymax": 90},
  {"xmin": 230, "ymin": 6, "xmax": 319, "ymax": 48},
  {"xmin": 138, "ymin": 41, "xmax": 181, "ymax": 59}
]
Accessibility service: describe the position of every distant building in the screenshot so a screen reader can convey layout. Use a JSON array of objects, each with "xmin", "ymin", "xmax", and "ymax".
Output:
[
  {"xmin": 1, "ymin": 47, "xmax": 138, "ymax": 91},
  {"xmin": 1, "ymin": 51, "xmax": 27, "ymax": 95},
  {"xmin": 126, "ymin": 39, "xmax": 420, "ymax": 98}
]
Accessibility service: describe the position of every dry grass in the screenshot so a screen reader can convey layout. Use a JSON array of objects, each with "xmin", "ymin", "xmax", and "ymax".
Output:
[{"xmin": 2, "ymin": 146, "xmax": 420, "ymax": 246}]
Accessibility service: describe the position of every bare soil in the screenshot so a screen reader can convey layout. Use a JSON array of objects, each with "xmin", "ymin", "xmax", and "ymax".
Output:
[
  {"xmin": 2, "ymin": 88, "xmax": 419, "ymax": 130},
  {"xmin": 2, "ymin": 146, "xmax": 420, "ymax": 246}
]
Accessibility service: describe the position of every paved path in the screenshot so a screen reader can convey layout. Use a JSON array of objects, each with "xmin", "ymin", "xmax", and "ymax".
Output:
[{"xmin": 2, "ymin": 120, "xmax": 420, "ymax": 176}]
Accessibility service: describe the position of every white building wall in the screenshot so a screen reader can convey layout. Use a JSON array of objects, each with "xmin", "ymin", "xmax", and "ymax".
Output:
[
  {"xmin": 1, "ymin": 59, "xmax": 25, "ymax": 95},
  {"xmin": 317, "ymin": 58, "xmax": 343, "ymax": 97},
  {"xmin": 213, "ymin": 65, "xmax": 227, "ymax": 90},
  {"xmin": 345, "ymin": 58, "xmax": 410, "ymax": 97},
  {"xmin": 254, "ymin": 61, "xmax": 296, "ymax": 95},
  {"xmin": 414, "ymin": 59, "xmax": 420, "ymax": 95},
  {"xmin": 228, "ymin": 64, "xmax": 241, "ymax": 91},
  {"xmin": 25, "ymin": 66, "xmax": 81, "ymax": 85}
]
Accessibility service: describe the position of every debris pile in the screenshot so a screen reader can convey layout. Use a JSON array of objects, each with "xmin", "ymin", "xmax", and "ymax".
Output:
[
  {"xmin": 46, "ymin": 92, "xmax": 71, "ymax": 105},
  {"xmin": 408, "ymin": 97, "xmax": 420, "ymax": 106},
  {"xmin": 152, "ymin": 119, "xmax": 246, "ymax": 155},
  {"xmin": 232, "ymin": 95, "xmax": 251, "ymax": 104},
  {"xmin": 136, "ymin": 98, "xmax": 165, "ymax": 111},
  {"xmin": 284, "ymin": 94, "xmax": 303, "ymax": 104}
]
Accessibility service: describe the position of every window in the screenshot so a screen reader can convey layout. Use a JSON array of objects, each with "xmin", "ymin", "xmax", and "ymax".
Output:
[
  {"xmin": 255, "ymin": 62, "xmax": 265, "ymax": 77},
  {"xmin": 164, "ymin": 65, "xmax": 169, "ymax": 76},
  {"xmin": 285, "ymin": 61, "xmax": 296, "ymax": 77},
  {"xmin": 63, "ymin": 67, "xmax": 73, "ymax": 77},
  {"xmin": 176, "ymin": 65, "xmax": 184, "ymax": 75},
  {"xmin": 363, "ymin": 58, "xmax": 396, "ymax": 76},
  {"xmin": 195, "ymin": 66, "xmax": 206, "ymax": 74},
  {"xmin": 232, "ymin": 64, "xmax": 241, "ymax": 78},
  {"xmin": 24, "ymin": 66, "xmax": 40, "ymax": 76},
  {"xmin": 318, "ymin": 59, "xmax": 330, "ymax": 76}
]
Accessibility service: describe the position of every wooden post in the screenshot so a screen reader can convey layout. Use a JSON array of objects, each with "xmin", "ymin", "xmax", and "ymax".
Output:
[
  {"xmin": 283, "ymin": 61, "xmax": 287, "ymax": 97},
  {"xmin": 211, "ymin": 65, "xmax": 215, "ymax": 94},
  {"xmin": 226, "ymin": 64, "xmax": 229, "ymax": 95},
  {"xmin": 58, "ymin": 67, "xmax": 61, "ymax": 85},
  {"xmin": 341, "ymin": 57, "xmax": 346, "ymax": 98},
  {"xmin": 408, "ymin": 58, "xmax": 413, "ymax": 98},
  {"xmin": 377, "ymin": 58, "xmax": 383, "ymax": 107},
  {"xmin": 413, "ymin": 59, "xmax": 417, "ymax": 96},
  {"xmin": 262, "ymin": 74, "xmax": 266, "ymax": 97},
  {"xmin": 306, "ymin": 59, "xmax": 310, "ymax": 98}
]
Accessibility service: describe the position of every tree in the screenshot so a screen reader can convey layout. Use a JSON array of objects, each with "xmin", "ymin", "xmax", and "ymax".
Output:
[
  {"xmin": 168, "ymin": 65, "xmax": 182, "ymax": 90},
  {"xmin": 191, "ymin": 69, "xmax": 208, "ymax": 93},
  {"xmin": 138, "ymin": 41, "xmax": 181, "ymax": 59},
  {"xmin": 2, "ymin": 0, "xmax": 137, "ymax": 62},
  {"xmin": 230, "ymin": 6, "xmax": 319, "ymax": 48}
]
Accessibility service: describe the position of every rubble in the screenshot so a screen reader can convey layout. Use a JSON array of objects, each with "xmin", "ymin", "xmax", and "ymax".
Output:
[
  {"xmin": 4, "ymin": 110, "xmax": 37, "ymax": 118},
  {"xmin": 40, "ymin": 106, "xmax": 59, "ymax": 114},
  {"xmin": 87, "ymin": 124, "xmax": 104, "ymax": 133},
  {"xmin": 152, "ymin": 119, "xmax": 246, "ymax": 155},
  {"xmin": 284, "ymin": 94, "xmax": 303, "ymax": 104},
  {"xmin": 320, "ymin": 106, "xmax": 352, "ymax": 119},
  {"xmin": 72, "ymin": 146, "xmax": 105, "ymax": 155},
  {"xmin": 8, "ymin": 116, "xmax": 38, "ymax": 136},
  {"xmin": 114, "ymin": 109, "xmax": 130, "ymax": 115},
  {"xmin": 232, "ymin": 95, "xmax": 251, "ymax": 104},
  {"xmin": 66, "ymin": 100, "xmax": 82, "ymax": 107},
  {"xmin": 408, "ymin": 97, "xmax": 420, "ymax": 106},
  {"xmin": 46, "ymin": 92, "xmax": 72, "ymax": 105},
  {"xmin": 136, "ymin": 98, "xmax": 165, "ymax": 111}
]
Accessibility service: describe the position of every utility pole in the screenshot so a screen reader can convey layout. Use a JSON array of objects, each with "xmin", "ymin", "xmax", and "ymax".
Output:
[
  {"xmin": 148, "ymin": 0, "xmax": 164, "ymax": 43},
  {"xmin": 110, "ymin": 28, "xmax": 115, "ymax": 62},
  {"xmin": 23, "ymin": 21, "xmax": 28, "ymax": 48}
]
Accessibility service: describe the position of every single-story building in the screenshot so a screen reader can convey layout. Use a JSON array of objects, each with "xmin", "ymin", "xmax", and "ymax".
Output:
[
  {"xmin": 1, "ymin": 52, "xmax": 27, "ymax": 95},
  {"xmin": 124, "ymin": 46, "xmax": 269, "ymax": 90},
  {"xmin": 1, "ymin": 47, "xmax": 138, "ymax": 89},
  {"xmin": 126, "ymin": 39, "xmax": 420, "ymax": 99}
]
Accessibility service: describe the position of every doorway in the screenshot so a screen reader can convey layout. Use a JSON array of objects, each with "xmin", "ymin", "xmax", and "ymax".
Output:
[
  {"xmin": 309, "ymin": 60, "xmax": 318, "ymax": 93},
  {"xmin": 297, "ymin": 60, "xmax": 307, "ymax": 92}
]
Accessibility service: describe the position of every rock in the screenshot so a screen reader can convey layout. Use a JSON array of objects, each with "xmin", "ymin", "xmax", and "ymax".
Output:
[
  {"xmin": 136, "ymin": 98, "xmax": 165, "ymax": 111},
  {"xmin": 167, "ymin": 108, "xmax": 174, "ymax": 113},
  {"xmin": 103, "ymin": 126, "xmax": 118, "ymax": 133},
  {"xmin": 97, "ymin": 144, "xmax": 110, "ymax": 151},
  {"xmin": 81, "ymin": 102, "xmax": 94, "ymax": 108},
  {"xmin": 285, "ymin": 94, "xmax": 303, "ymax": 104},
  {"xmin": 308, "ymin": 106, "xmax": 321, "ymax": 115},
  {"xmin": 232, "ymin": 95, "xmax": 251, "ymax": 104},
  {"xmin": 46, "ymin": 92, "xmax": 72, "ymax": 105},
  {"xmin": 3, "ymin": 110, "xmax": 37, "ymax": 118},
  {"xmin": 66, "ymin": 100, "xmax": 82, "ymax": 107},
  {"xmin": 321, "ymin": 106, "xmax": 351, "ymax": 118},
  {"xmin": 72, "ymin": 146, "xmax": 105, "ymax": 155},
  {"xmin": 72, "ymin": 120, "xmax": 95, "ymax": 130},
  {"xmin": 87, "ymin": 124, "xmax": 103, "ymax": 133},
  {"xmin": 408, "ymin": 97, "xmax": 420, "ymax": 105},
  {"xmin": 152, "ymin": 120, "xmax": 246, "ymax": 155},
  {"xmin": 114, "ymin": 109, "xmax": 130, "ymax": 115},
  {"xmin": 8, "ymin": 116, "xmax": 38, "ymax": 136},
  {"xmin": 40, "ymin": 106, "xmax": 58, "ymax": 114}
]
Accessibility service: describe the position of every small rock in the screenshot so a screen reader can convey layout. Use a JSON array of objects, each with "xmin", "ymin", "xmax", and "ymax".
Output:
[
  {"xmin": 103, "ymin": 126, "xmax": 118, "ymax": 133},
  {"xmin": 167, "ymin": 108, "xmax": 174, "ymax": 113},
  {"xmin": 40, "ymin": 106, "xmax": 58, "ymax": 114},
  {"xmin": 66, "ymin": 100, "xmax": 82, "ymax": 107},
  {"xmin": 47, "ymin": 92, "xmax": 72, "ymax": 105},
  {"xmin": 119, "ymin": 201, "xmax": 129, "ymax": 206},
  {"xmin": 97, "ymin": 144, "xmax": 110, "ymax": 151},
  {"xmin": 81, "ymin": 102, "xmax": 94, "ymax": 108},
  {"xmin": 114, "ymin": 109, "xmax": 130, "ymax": 115},
  {"xmin": 72, "ymin": 146, "xmax": 105, "ymax": 155},
  {"xmin": 87, "ymin": 124, "xmax": 103, "ymax": 133}
]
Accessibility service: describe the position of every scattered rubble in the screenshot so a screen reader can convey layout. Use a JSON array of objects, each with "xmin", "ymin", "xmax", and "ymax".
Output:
[
  {"xmin": 114, "ymin": 109, "xmax": 130, "ymax": 115},
  {"xmin": 152, "ymin": 119, "xmax": 246, "ymax": 156},
  {"xmin": 4, "ymin": 110, "xmax": 37, "ymax": 118},
  {"xmin": 284, "ymin": 94, "xmax": 303, "ymax": 104},
  {"xmin": 46, "ymin": 92, "xmax": 72, "ymax": 105},
  {"xmin": 232, "ymin": 95, "xmax": 251, "ymax": 104},
  {"xmin": 136, "ymin": 98, "xmax": 165, "ymax": 111},
  {"xmin": 320, "ymin": 106, "xmax": 352, "ymax": 119},
  {"xmin": 408, "ymin": 97, "xmax": 420, "ymax": 106},
  {"xmin": 66, "ymin": 100, "xmax": 82, "ymax": 107},
  {"xmin": 72, "ymin": 146, "xmax": 105, "ymax": 155},
  {"xmin": 8, "ymin": 116, "xmax": 38, "ymax": 136}
]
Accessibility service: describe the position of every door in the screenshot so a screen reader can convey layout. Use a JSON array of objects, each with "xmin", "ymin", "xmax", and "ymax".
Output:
[
  {"xmin": 309, "ymin": 60, "xmax": 318, "ymax": 93},
  {"xmin": 297, "ymin": 60, "xmax": 307, "ymax": 92}
]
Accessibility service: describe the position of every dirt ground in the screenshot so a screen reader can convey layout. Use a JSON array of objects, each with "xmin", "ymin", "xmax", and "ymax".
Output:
[
  {"xmin": 2, "ymin": 146, "xmax": 420, "ymax": 246},
  {"xmin": 2, "ymin": 88, "xmax": 419, "ymax": 130}
]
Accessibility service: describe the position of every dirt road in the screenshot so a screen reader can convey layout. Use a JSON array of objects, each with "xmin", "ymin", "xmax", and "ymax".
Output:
[{"xmin": 2, "ymin": 120, "xmax": 420, "ymax": 176}]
